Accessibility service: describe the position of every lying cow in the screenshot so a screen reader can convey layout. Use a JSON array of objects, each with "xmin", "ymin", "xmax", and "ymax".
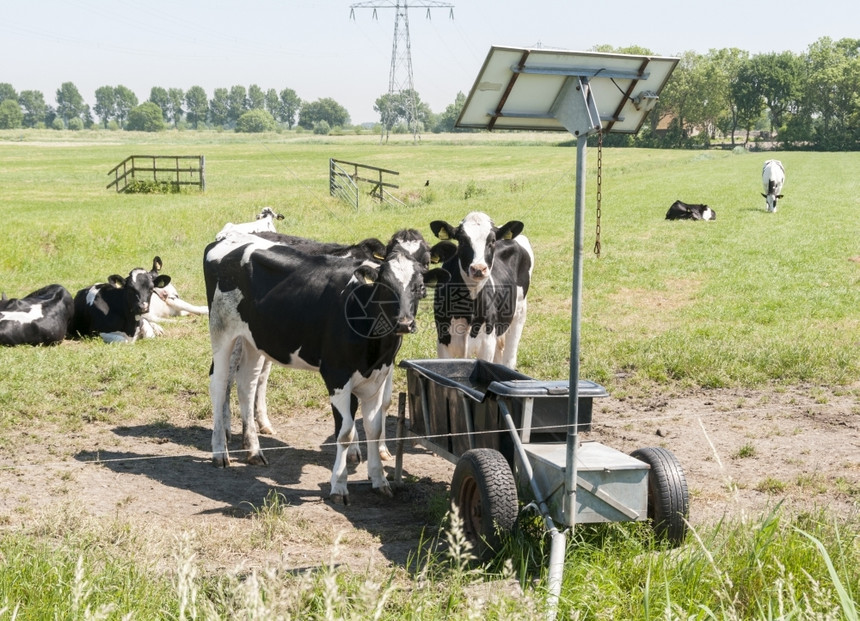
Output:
[
  {"xmin": 665, "ymin": 200, "xmax": 716, "ymax": 221},
  {"xmin": 0, "ymin": 284, "xmax": 74, "ymax": 346},
  {"xmin": 762, "ymin": 159, "xmax": 785, "ymax": 212},
  {"xmin": 204, "ymin": 229, "xmax": 451, "ymax": 503},
  {"xmin": 215, "ymin": 206, "xmax": 284, "ymax": 241},
  {"xmin": 70, "ymin": 257, "xmax": 171, "ymax": 343},
  {"xmin": 430, "ymin": 211, "xmax": 534, "ymax": 369}
]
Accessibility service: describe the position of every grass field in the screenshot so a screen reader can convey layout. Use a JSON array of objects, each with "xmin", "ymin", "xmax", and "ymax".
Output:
[{"xmin": 1, "ymin": 129, "xmax": 858, "ymax": 619}]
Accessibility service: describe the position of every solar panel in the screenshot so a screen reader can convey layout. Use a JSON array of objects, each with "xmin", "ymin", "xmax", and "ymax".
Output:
[{"xmin": 456, "ymin": 46, "xmax": 678, "ymax": 135}]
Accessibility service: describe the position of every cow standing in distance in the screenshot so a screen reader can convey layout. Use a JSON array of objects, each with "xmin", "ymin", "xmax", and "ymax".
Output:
[
  {"xmin": 665, "ymin": 200, "xmax": 716, "ymax": 221},
  {"xmin": 70, "ymin": 257, "xmax": 171, "ymax": 343},
  {"xmin": 762, "ymin": 159, "xmax": 786, "ymax": 212},
  {"xmin": 430, "ymin": 211, "xmax": 534, "ymax": 369},
  {"xmin": 215, "ymin": 206, "xmax": 284, "ymax": 241},
  {"xmin": 0, "ymin": 284, "xmax": 74, "ymax": 346},
  {"xmin": 204, "ymin": 229, "xmax": 452, "ymax": 504}
]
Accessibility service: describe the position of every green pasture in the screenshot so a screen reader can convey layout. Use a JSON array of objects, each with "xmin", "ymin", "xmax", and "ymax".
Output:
[
  {"xmin": 1, "ymin": 130, "xmax": 859, "ymax": 619},
  {"xmin": 1, "ymin": 130, "xmax": 858, "ymax": 434}
]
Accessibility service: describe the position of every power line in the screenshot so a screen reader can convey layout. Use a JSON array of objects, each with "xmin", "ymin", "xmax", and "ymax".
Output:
[{"xmin": 350, "ymin": 1, "xmax": 454, "ymax": 142}]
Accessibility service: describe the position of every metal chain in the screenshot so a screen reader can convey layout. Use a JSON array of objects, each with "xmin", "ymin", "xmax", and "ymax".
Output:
[{"xmin": 593, "ymin": 131, "xmax": 603, "ymax": 258}]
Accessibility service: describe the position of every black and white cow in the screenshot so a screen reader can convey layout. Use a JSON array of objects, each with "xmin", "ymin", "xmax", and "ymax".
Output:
[
  {"xmin": 762, "ymin": 159, "xmax": 786, "ymax": 212},
  {"xmin": 430, "ymin": 211, "xmax": 534, "ymax": 369},
  {"xmin": 204, "ymin": 229, "xmax": 452, "ymax": 503},
  {"xmin": 70, "ymin": 257, "xmax": 171, "ymax": 343},
  {"xmin": 665, "ymin": 200, "xmax": 716, "ymax": 221},
  {"xmin": 217, "ymin": 231, "xmax": 389, "ymax": 456},
  {"xmin": 0, "ymin": 284, "xmax": 74, "ymax": 346},
  {"xmin": 215, "ymin": 206, "xmax": 285, "ymax": 241}
]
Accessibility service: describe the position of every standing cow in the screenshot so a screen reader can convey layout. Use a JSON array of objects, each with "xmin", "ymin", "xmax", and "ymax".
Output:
[
  {"xmin": 0, "ymin": 284, "xmax": 74, "ymax": 346},
  {"xmin": 762, "ymin": 159, "xmax": 786, "ymax": 212},
  {"xmin": 71, "ymin": 257, "xmax": 171, "ymax": 343},
  {"xmin": 204, "ymin": 229, "xmax": 451, "ymax": 504},
  {"xmin": 430, "ymin": 211, "xmax": 534, "ymax": 369},
  {"xmin": 215, "ymin": 231, "xmax": 390, "ymax": 459}
]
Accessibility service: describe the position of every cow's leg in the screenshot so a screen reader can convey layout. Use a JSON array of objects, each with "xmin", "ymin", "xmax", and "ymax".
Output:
[
  {"xmin": 466, "ymin": 326, "xmax": 496, "ymax": 362},
  {"xmin": 329, "ymin": 386, "xmax": 355, "ymax": 504},
  {"xmin": 235, "ymin": 343, "xmax": 268, "ymax": 465},
  {"xmin": 498, "ymin": 295, "xmax": 527, "ymax": 369},
  {"xmin": 210, "ymin": 336, "xmax": 237, "ymax": 467},
  {"xmin": 355, "ymin": 373, "xmax": 392, "ymax": 498},
  {"xmin": 377, "ymin": 369, "xmax": 393, "ymax": 461},
  {"xmin": 222, "ymin": 340, "xmax": 244, "ymax": 443},
  {"xmin": 345, "ymin": 394, "xmax": 362, "ymax": 465},
  {"xmin": 253, "ymin": 358, "xmax": 275, "ymax": 435},
  {"xmin": 438, "ymin": 318, "xmax": 468, "ymax": 358}
]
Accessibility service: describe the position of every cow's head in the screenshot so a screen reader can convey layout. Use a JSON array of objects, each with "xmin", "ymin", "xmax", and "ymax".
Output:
[
  {"xmin": 348, "ymin": 230, "xmax": 452, "ymax": 336},
  {"xmin": 430, "ymin": 212, "xmax": 523, "ymax": 286},
  {"xmin": 109, "ymin": 256, "xmax": 171, "ymax": 316},
  {"xmin": 761, "ymin": 185, "xmax": 784, "ymax": 212},
  {"xmin": 256, "ymin": 207, "xmax": 285, "ymax": 222}
]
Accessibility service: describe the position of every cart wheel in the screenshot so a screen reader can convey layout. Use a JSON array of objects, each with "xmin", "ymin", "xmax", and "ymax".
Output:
[
  {"xmin": 450, "ymin": 449, "xmax": 518, "ymax": 560},
  {"xmin": 630, "ymin": 447, "xmax": 689, "ymax": 546}
]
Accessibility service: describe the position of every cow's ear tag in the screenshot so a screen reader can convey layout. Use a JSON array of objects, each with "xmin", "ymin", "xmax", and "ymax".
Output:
[
  {"xmin": 373, "ymin": 251, "xmax": 385, "ymax": 261},
  {"xmin": 108, "ymin": 275, "xmax": 125, "ymax": 288}
]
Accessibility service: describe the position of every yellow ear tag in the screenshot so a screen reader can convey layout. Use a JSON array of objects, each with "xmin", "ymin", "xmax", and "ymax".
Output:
[
  {"xmin": 363, "ymin": 274, "xmax": 375, "ymax": 285},
  {"xmin": 372, "ymin": 252, "xmax": 385, "ymax": 260}
]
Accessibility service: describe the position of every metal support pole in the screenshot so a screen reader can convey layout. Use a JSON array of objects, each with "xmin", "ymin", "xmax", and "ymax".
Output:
[{"xmin": 564, "ymin": 133, "xmax": 588, "ymax": 522}]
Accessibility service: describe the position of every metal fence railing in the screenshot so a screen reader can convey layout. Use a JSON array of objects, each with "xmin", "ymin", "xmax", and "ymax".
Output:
[{"xmin": 329, "ymin": 158, "xmax": 403, "ymax": 209}]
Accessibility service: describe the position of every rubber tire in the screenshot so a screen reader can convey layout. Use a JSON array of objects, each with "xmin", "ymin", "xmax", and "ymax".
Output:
[
  {"xmin": 630, "ymin": 447, "xmax": 690, "ymax": 547},
  {"xmin": 450, "ymin": 449, "xmax": 518, "ymax": 561}
]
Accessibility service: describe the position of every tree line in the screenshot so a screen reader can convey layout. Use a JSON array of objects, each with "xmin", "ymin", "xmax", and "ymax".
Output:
[{"xmin": 0, "ymin": 36, "xmax": 856, "ymax": 149}]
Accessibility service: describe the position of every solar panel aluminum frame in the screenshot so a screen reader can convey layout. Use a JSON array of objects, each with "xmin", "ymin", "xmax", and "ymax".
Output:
[{"xmin": 455, "ymin": 45, "xmax": 678, "ymax": 135}]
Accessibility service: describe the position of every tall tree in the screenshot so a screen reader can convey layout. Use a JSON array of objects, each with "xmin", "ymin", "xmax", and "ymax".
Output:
[
  {"xmin": 56, "ymin": 82, "xmax": 85, "ymax": 126},
  {"xmin": 247, "ymin": 84, "xmax": 265, "ymax": 110},
  {"xmin": 114, "ymin": 85, "xmax": 139, "ymax": 129},
  {"xmin": 0, "ymin": 99, "xmax": 23, "ymax": 129},
  {"xmin": 209, "ymin": 88, "xmax": 230, "ymax": 127},
  {"xmin": 433, "ymin": 91, "xmax": 466, "ymax": 133},
  {"xmin": 0, "ymin": 83, "xmax": 17, "ymax": 104},
  {"xmin": 264, "ymin": 88, "xmax": 280, "ymax": 119},
  {"xmin": 18, "ymin": 90, "xmax": 48, "ymax": 128},
  {"xmin": 750, "ymin": 52, "xmax": 803, "ymax": 134},
  {"xmin": 706, "ymin": 48, "xmax": 749, "ymax": 145},
  {"xmin": 804, "ymin": 37, "xmax": 860, "ymax": 149},
  {"xmin": 731, "ymin": 61, "xmax": 766, "ymax": 145},
  {"xmin": 185, "ymin": 85, "xmax": 208, "ymax": 129},
  {"xmin": 227, "ymin": 85, "xmax": 248, "ymax": 125},
  {"xmin": 167, "ymin": 88, "xmax": 185, "ymax": 127},
  {"xmin": 149, "ymin": 86, "xmax": 170, "ymax": 121},
  {"xmin": 298, "ymin": 97, "xmax": 349, "ymax": 129},
  {"xmin": 94, "ymin": 85, "xmax": 116, "ymax": 128},
  {"xmin": 278, "ymin": 88, "xmax": 301, "ymax": 129}
]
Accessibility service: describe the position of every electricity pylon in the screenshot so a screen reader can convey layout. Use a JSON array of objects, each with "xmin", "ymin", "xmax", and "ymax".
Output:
[{"xmin": 350, "ymin": 1, "xmax": 454, "ymax": 142}]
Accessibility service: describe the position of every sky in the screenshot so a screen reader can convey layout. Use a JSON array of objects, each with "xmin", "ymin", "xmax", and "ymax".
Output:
[{"xmin": 2, "ymin": 0, "xmax": 857, "ymax": 125}]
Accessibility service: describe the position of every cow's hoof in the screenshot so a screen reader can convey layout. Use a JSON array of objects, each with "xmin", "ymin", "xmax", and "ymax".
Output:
[
  {"xmin": 378, "ymin": 444, "xmax": 393, "ymax": 462},
  {"xmin": 259, "ymin": 424, "xmax": 275, "ymax": 435},
  {"xmin": 329, "ymin": 493, "xmax": 350, "ymax": 506},
  {"xmin": 374, "ymin": 484, "xmax": 394, "ymax": 499},
  {"xmin": 212, "ymin": 454, "xmax": 231, "ymax": 467},
  {"xmin": 246, "ymin": 452, "xmax": 268, "ymax": 466}
]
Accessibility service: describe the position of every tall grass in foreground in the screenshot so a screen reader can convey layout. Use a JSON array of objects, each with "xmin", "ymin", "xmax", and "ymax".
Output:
[{"xmin": 1, "ymin": 503, "xmax": 857, "ymax": 619}]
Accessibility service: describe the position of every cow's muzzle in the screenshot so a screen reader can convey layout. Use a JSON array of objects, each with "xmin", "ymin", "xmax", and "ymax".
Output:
[{"xmin": 395, "ymin": 319, "xmax": 417, "ymax": 335}]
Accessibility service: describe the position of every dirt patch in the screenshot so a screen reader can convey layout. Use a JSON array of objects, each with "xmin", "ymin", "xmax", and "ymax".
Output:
[{"xmin": 1, "ymin": 383, "xmax": 858, "ymax": 570}]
